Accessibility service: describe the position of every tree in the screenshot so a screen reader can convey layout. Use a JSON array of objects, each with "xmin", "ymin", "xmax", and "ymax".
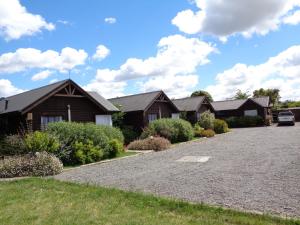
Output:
[
  {"xmin": 253, "ymin": 88, "xmax": 280, "ymax": 108},
  {"xmin": 112, "ymin": 104, "xmax": 125, "ymax": 128},
  {"xmin": 234, "ymin": 90, "xmax": 250, "ymax": 100},
  {"xmin": 191, "ymin": 90, "xmax": 213, "ymax": 102}
]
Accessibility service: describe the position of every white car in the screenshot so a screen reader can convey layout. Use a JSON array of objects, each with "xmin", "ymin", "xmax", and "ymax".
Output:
[{"xmin": 278, "ymin": 111, "xmax": 295, "ymax": 126}]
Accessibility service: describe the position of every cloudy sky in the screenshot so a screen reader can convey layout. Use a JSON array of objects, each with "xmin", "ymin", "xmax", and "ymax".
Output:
[{"xmin": 1, "ymin": 0, "xmax": 300, "ymax": 100}]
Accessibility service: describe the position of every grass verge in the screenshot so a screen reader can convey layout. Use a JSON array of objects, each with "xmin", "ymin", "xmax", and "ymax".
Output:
[{"xmin": 0, "ymin": 178, "xmax": 299, "ymax": 225}]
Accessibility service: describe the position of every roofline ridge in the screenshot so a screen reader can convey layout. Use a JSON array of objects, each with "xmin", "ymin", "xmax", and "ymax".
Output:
[{"xmin": 109, "ymin": 90, "xmax": 162, "ymax": 100}]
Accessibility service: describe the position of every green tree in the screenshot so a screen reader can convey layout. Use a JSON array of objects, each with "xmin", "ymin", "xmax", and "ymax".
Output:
[
  {"xmin": 112, "ymin": 104, "xmax": 125, "ymax": 128},
  {"xmin": 191, "ymin": 90, "xmax": 213, "ymax": 102},
  {"xmin": 234, "ymin": 90, "xmax": 250, "ymax": 99},
  {"xmin": 253, "ymin": 88, "xmax": 280, "ymax": 108}
]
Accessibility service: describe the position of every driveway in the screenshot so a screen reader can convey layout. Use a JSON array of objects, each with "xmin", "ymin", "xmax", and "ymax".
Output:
[{"xmin": 55, "ymin": 123, "xmax": 300, "ymax": 217}]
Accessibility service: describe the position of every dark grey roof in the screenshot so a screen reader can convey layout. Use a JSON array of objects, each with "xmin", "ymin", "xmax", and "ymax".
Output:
[
  {"xmin": 0, "ymin": 79, "xmax": 120, "ymax": 115},
  {"xmin": 0, "ymin": 80, "xmax": 67, "ymax": 114},
  {"xmin": 88, "ymin": 92, "xmax": 119, "ymax": 112},
  {"xmin": 172, "ymin": 96, "xmax": 205, "ymax": 111},
  {"xmin": 251, "ymin": 97, "xmax": 270, "ymax": 108},
  {"xmin": 211, "ymin": 97, "xmax": 270, "ymax": 111},
  {"xmin": 109, "ymin": 91, "xmax": 162, "ymax": 112}
]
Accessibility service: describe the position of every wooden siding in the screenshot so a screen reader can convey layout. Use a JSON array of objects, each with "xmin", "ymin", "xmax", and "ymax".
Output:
[
  {"xmin": 30, "ymin": 96, "xmax": 107, "ymax": 130},
  {"xmin": 144, "ymin": 101, "xmax": 175, "ymax": 126}
]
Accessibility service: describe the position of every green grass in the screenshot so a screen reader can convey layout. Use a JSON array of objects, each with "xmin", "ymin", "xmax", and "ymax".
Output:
[{"xmin": 0, "ymin": 178, "xmax": 299, "ymax": 225}]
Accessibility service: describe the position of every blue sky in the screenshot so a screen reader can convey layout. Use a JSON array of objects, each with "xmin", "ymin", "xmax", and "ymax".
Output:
[{"xmin": 1, "ymin": 0, "xmax": 300, "ymax": 100}]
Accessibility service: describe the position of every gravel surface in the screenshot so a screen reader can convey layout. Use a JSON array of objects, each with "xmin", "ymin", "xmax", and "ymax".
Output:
[{"xmin": 55, "ymin": 123, "xmax": 300, "ymax": 217}]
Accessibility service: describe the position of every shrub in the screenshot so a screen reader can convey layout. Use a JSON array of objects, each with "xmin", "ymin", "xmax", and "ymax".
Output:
[
  {"xmin": 121, "ymin": 126, "xmax": 140, "ymax": 144},
  {"xmin": 127, "ymin": 137, "xmax": 171, "ymax": 151},
  {"xmin": 225, "ymin": 116, "xmax": 264, "ymax": 128},
  {"xmin": 140, "ymin": 119, "xmax": 194, "ymax": 143},
  {"xmin": 73, "ymin": 140, "xmax": 103, "ymax": 164},
  {"xmin": 0, "ymin": 135, "xmax": 27, "ymax": 156},
  {"xmin": 0, "ymin": 152, "xmax": 63, "ymax": 178},
  {"xmin": 213, "ymin": 119, "xmax": 229, "ymax": 134},
  {"xmin": 105, "ymin": 139, "xmax": 123, "ymax": 159},
  {"xmin": 24, "ymin": 131, "xmax": 60, "ymax": 153},
  {"xmin": 198, "ymin": 111, "xmax": 215, "ymax": 130},
  {"xmin": 199, "ymin": 129, "xmax": 215, "ymax": 138},
  {"xmin": 46, "ymin": 122, "xmax": 124, "ymax": 165},
  {"xmin": 194, "ymin": 124, "xmax": 204, "ymax": 137}
]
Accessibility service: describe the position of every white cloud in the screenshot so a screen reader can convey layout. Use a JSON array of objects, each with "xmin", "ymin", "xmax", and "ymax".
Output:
[
  {"xmin": 84, "ymin": 80, "xmax": 126, "ymax": 98},
  {"xmin": 49, "ymin": 78, "xmax": 58, "ymax": 84},
  {"xmin": 283, "ymin": 10, "xmax": 300, "ymax": 25},
  {"xmin": 95, "ymin": 34, "xmax": 216, "ymax": 82},
  {"xmin": 172, "ymin": 0, "xmax": 300, "ymax": 39},
  {"xmin": 104, "ymin": 17, "xmax": 116, "ymax": 24},
  {"xmin": 0, "ymin": 47, "xmax": 88, "ymax": 74},
  {"xmin": 0, "ymin": 0, "xmax": 55, "ymax": 41},
  {"xmin": 93, "ymin": 45, "xmax": 110, "ymax": 61},
  {"xmin": 0, "ymin": 79, "xmax": 24, "ymax": 97},
  {"xmin": 86, "ymin": 34, "xmax": 215, "ymax": 99},
  {"xmin": 31, "ymin": 70, "xmax": 52, "ymax": 81},
  {"xmin": 57, "ymin": 20, "xmax": 70, "ymax": 25},
  {"xmin": 139, "ymin": 74, "xmax": 198, "ymax": 98},
  {"xmin": 206, "ymin": 45, "xmax": 300, "ymax": 101}
]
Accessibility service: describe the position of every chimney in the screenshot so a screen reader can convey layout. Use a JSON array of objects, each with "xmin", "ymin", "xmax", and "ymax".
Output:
[{"xmin": 5, "ymin": 100, "xmax": 8, "ymax": 110}]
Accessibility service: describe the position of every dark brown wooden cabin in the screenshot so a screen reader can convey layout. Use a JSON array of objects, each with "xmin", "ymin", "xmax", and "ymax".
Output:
[
  {"xmin": 109, "ymin": 91, "xmax": 179, "ymax": 131},
  {"xmin": 0, "ymin": 79, "xmax": 118, "ymax": 135},
  {"xmin": 172, "ymin": 96, "xmax": 214, "ymax": 124},
  {"xmin": 211, "ymin": 97, "xmax": 271, "ymax": 122}
]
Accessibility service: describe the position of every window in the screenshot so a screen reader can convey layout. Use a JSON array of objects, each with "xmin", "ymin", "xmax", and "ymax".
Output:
[
  {"xmin": 172, "ymin": 113, "xmax": 180, "ymax": 119},
  {"xmin": 148, "ymin": 114, "xmax": 157, "ymax": 122},
  {"xmin": 41, "ymin": 116, "xmax": 62, "ymax": 129},
  {"xmin": 95, "ymin": 115, "xmax": 112, "ymax": 126},
  {"xmin": 244, "ymin": 110, "xmax": 258, "ymax": 117},
  {"xmin": 196, "ymin": 112, "xmax": 201, "ymax": 120}
]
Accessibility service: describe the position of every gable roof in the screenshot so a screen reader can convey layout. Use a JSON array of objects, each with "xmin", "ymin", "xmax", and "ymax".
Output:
[
  {"xmin": 109, "ymin": 90, "xmax": 179, "ymax": 113},
  {"xmin": 0, "ymin": 79, "xmax": 118, "ymax": 115},
  {"xmin": 172, "ymin": 96, "xmax": 206, "ymax": 111},
  {"xmin": 109, "ymin": 91, "xmax": 162, "ymax": 112},
  {"xmin": 211, "ymin": 97, "xmax": 270, "ymax": 111},
  {"xmin": 88, "ymin": 92, "xmax": 118, "ymax": 112}
]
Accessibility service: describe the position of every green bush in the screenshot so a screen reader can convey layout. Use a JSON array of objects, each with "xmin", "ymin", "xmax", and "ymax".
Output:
[
  {"xmin": 194, "ymin": 124, "xmax": 204, "ymax": 137},
  {"xmin": 24, "ymin": 131, "xmax": 60, "ymax": 153},
  {"xmin": 198, "ymin": 111, "xmax": 215, "ymax": 130},
  {"xmin": 213, "ymin": 119, "xmax": 229, "ymax": 134},
  {"xmin": 73, "ymin": 140, "xmax": 103, "ymax": 164},
  {"xmin": 121, "ymin": 125, "xmax": 140, "ymax": 144},
  {"xmin": 199, "ymin": 129, "xmax": 215, "ymax": 138},
  {"xmin": 0, "ymin": 152, "xmax": 63, "ymax": 178},
  {"xmin": 225, "ymin": 116, "xmax": 264, "ymax": 128},
  {"xmin": 127, "ymin": 137, "xmax": 171, "ymax": 151},
  {"xmin": 0, "ymin": 135, "xmax": 27, "ymax": 156},
  {"xmin": 105, "ymin": 139, "xmax": 123, "ymax": 158},
  {"xmin": 46, "ymin": 122, "xmax": 124, "ymax": 165},
  {"xmin": 141, "ymin": 119, "xmax": 194, "ymax": 143}
]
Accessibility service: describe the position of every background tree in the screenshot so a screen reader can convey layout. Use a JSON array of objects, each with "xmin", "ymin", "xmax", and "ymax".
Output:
[
  {"xmin": 112, "ymin": 104, "xmax": 125, "ymax": 128},
  {"xmin": 253, "ymin": 88, "xmax": 280, "ymax": 108},
  {"xmin": 234, "ymin": 90, "xmax": 250, "ymax": 99},
  {"xmin": 191, "ymin": 90, "xmax": 213, "ymax": 102}
]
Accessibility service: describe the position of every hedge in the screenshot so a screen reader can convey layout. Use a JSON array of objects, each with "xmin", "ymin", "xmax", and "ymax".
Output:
[
  {"xmin": 46, "ymin": 122, "xmax": 124, "ymax": 165},
  {"xmin": 141, "ymin": 118, "xmax": 194, "ymax": 143},
  {"xmin": 225, "ymin": 116, "xmax": 264, "ymax": 128}
]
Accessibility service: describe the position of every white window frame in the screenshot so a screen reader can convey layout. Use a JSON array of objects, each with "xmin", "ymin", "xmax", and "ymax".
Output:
[
  {"xmin": 148, "ymin": 113, "xmax": 158, "ymax": 122},
  {"xmin": 244, "ymin": 109, "xmax": 258, "ymax": 117},
  {"xmin": 41, "ymin": 116, "xmax": 63, "ymax": 129},
  {"xmin": 95, "ymin": 115, "xmax": 112, "ymax": 126},
  {"xmin": 171, "ymin": 113, "xmax": 180, "ymax": 119}
]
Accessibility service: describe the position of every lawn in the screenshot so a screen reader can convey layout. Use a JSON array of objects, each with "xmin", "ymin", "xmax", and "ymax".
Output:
[{"xmin": 0, "ymin": 178, "xmax": 299, "ymax": 225}]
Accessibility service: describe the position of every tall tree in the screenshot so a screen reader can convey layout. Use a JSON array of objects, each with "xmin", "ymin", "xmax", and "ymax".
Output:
[
  {"xmin": 253, "ymin": 88, "xmax": 280, "ymax": 107},
  {"xmin": 234, "ymin": 90, "xmax": 250, "ymax": 99},
  {"xmin": 191, "ymin": 90, "xmax": 213, "ymax": 102}
]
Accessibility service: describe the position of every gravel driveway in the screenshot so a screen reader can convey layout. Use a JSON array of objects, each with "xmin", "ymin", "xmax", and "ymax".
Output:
[{"xmin": 55, "ymin": 123, "xmax": 300, "ymax": 217}]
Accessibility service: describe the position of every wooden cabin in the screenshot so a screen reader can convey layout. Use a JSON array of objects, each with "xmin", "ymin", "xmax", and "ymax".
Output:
[
  {"xmin": 211, "ymin": 97, "xmax": 271, "ymax": 122},
  {"xmin": 109, "ymin": 90, "xmax": 179, "ymax": 131},
  {"xmin": 172, "ymin": 96, "xmax": 214, "ymax": 124},
  {"xmin": 0, "ymin": 79, "xmax": 118, "ymax": 135}
]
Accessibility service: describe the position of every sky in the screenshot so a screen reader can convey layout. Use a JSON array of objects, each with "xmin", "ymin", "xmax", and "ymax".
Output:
[{"xmin": 1, "ymin": 0, "xmax": 300, "ymax": 101}]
